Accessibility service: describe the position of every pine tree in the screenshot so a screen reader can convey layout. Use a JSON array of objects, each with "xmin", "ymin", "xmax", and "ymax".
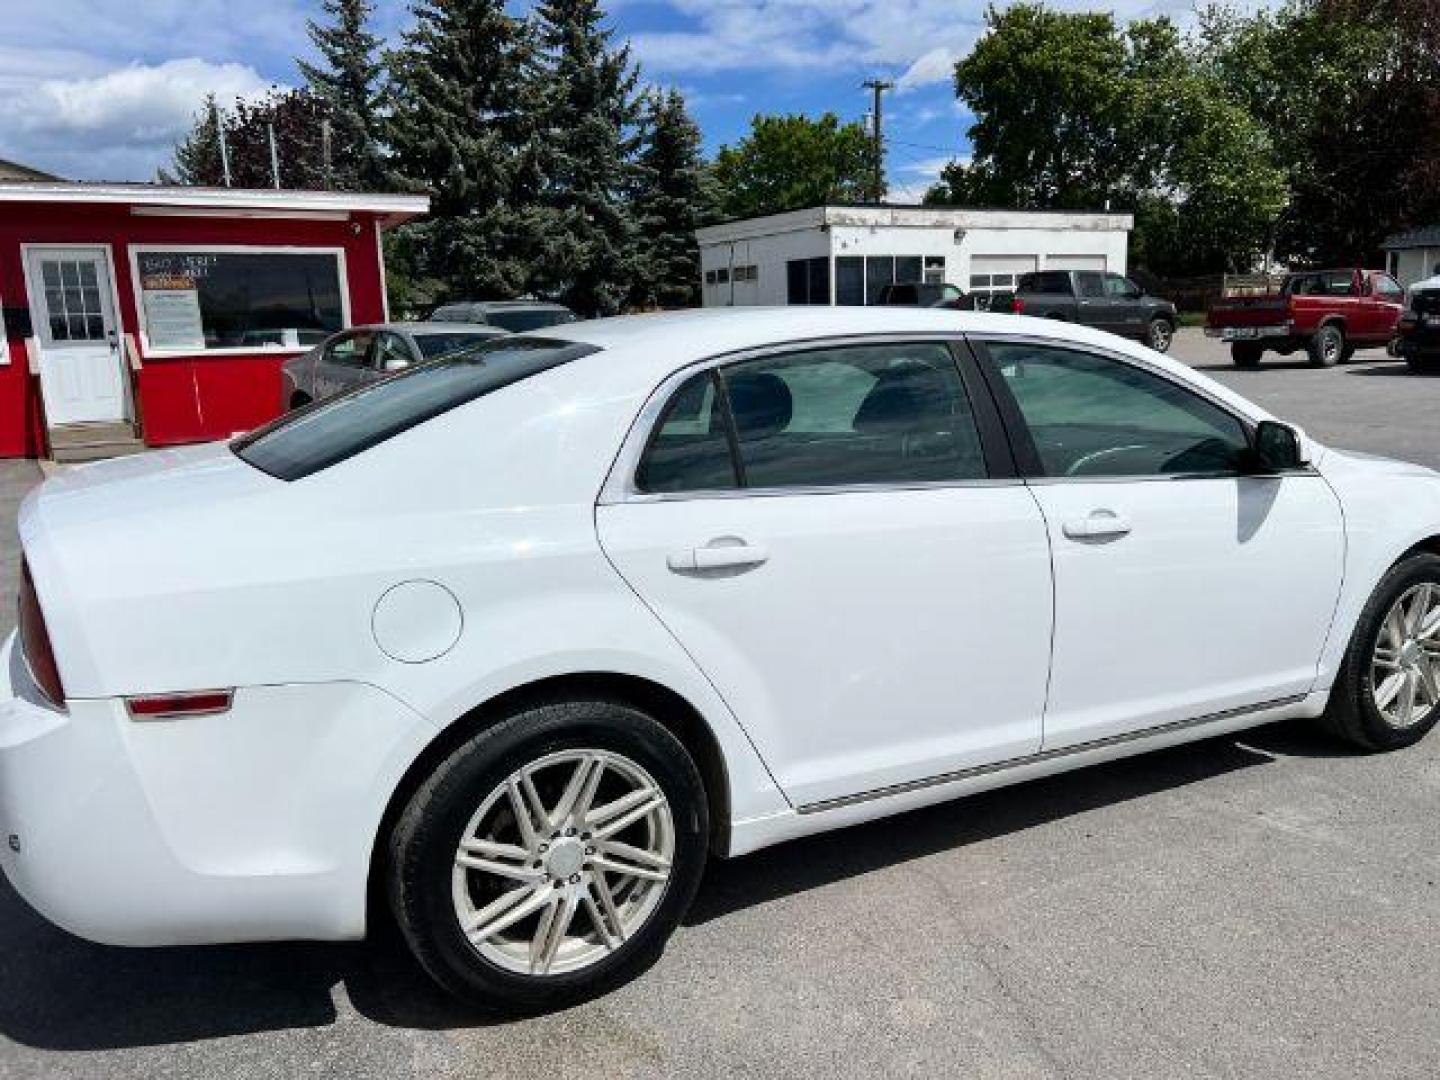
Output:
[
  {"xmin": 162, "ymin": 94, "xmax": 224, "ymax": 185},
  {"xmin": 386, "ymin": 0, "xmax": 539, "ymax": 301},
  {"xmin": 530, "ymin": 0, "xmax": 643, "ymax": 316},
  {"xmin": 299, "ymin": 0, "xmax": 387, "ymax": 191},
  {"xmin": 629, "ymin": 89, "xmax": 709, "ymax": 309}
]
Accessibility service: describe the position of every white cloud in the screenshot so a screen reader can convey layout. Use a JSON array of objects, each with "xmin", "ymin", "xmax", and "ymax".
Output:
[
  {"xmin": 896, "ymin": 47, "xmax": 956, "ymax": 92},
  {"xmin": 0, "ymin": 58, "xmax": 278, "ymax": 180}
]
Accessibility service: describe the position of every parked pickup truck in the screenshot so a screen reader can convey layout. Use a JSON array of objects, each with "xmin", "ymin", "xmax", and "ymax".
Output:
[
  {"xmin": 1205, "ymin": 268, "xmax": 1406, "ymax": 368},
  {"xmin": 1397, "ymin": 274, "xmax": 1440, "ymax": 374},
  {"xmin": 1008, "ymin": 270, "xmax": 1178, "ymax": 352}
]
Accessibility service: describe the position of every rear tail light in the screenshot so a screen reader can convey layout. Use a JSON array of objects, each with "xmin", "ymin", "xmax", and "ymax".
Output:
[
  {"xmin": 1011, "ymin": 296, "xmax": 1025, "ymax": 314},
  {"xmin": 126, "ymin": 690, "xmax": 234, "ymax": 720},
  {"xmin": 18, "ymin": 560, "xmax": 65, "ymax": 708}
]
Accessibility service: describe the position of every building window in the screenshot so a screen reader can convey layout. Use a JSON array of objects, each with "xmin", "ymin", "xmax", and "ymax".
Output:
[
  {"xmin": 733, "ymin": 265, "xmax": 759, "ymax": 283},
  {"xmin": 836, "ymin": 257, "xmax": 865, "ymax": 305},
  {"xmin": 786, "ymin": 257, "xmax": 830, "ymax": 305},
  {"xmin": 704, "ymin": 270, "xmax": 718, "ymax": 286},
  {"xmin": 924, "ymin": 256, "xmax": 945, "ymax": 285},
  {"xmin": 131, "ymin": 247, "xmax": 346, "ymax": 354}
]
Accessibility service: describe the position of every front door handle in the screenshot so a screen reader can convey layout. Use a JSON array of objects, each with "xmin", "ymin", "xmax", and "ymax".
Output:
[
  {"xmin": 667, "ymin": 539, "xmax": 769, "ymax": 572},
  {"xmin": 1062, "ymin": 510, "xmax": 1132, "ymax": 540}
]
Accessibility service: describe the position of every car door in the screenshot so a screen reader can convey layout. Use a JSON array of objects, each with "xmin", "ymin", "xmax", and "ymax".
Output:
[
  {"xmin": 1104, "ymin": 274, "xmax": 1149, "ymax": 339},
  {"xmin": 974, "ymin": 336, "xmax": 1345, "ymax": 751},
  {"xmin": 596, "ymin": 338, "xmax": 1055, "ymax": 809},
  {"xmin": 1368, "ymin": 273, "xmax": 1406, "ymax": 342},
  {"xmin": 1073, "ymin": 271, "xmax": 1114, "ymax": 331},
  {"xmin": 312, "ymin": 330, "xmax": 375, "ymax": 400}
]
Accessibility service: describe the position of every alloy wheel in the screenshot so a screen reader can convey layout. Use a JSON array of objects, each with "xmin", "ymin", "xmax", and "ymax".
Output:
[
  {"xmin": 1148, "ymin": 320, "xmax": 1172, "ymax": 352},
  {"xmin": 451, "ymin": 749, "xmax": 675, "ymax": 976},
  {"xmin": 1371, "ymin": 583, "xmax": 1440, "ymax": 729}
]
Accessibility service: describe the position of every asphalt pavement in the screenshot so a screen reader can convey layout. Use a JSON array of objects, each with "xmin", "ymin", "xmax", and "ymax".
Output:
[{"xmin": 1, "ymin": 329, "xmax": 1438, "ymax": 1079}]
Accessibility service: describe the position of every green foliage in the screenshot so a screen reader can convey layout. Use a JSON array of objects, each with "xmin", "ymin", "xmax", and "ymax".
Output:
[
  {"xmin": 629, "ymin": 89, "xmax": 711, "ymax": 309},
  {"xmin": 712, "ymin": 113, "xmax": 879, "ymax": 220},
  {"xmin": 298, "ymin": 0, "xmax": 388, "ymax": 191},
  {"xmin": 1198, "ymin": 0, "xmax": 1440, "ymax": 266},
  {"xmin": 926, "ymin": 3, "xmax": 1287, "ymax": 275},
  {"xmin": 529, "ymin": 0, "xmax": 644, "ymax": 317},
  {"xmin": 384, "ymin": 0, "xmax": 540, "ymax": 302},
  {"xmin": 161, "ymin": 88, "xmax": 332, "ymax": 189}
]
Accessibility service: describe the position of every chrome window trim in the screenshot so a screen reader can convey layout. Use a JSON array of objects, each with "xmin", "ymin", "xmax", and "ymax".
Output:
[{"xmin": 598, "ymin": 333, "xmax": 1006, "ymax": 506}]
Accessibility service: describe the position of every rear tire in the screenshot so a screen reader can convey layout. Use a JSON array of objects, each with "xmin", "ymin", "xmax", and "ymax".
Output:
[
  {"xmin": 1232, "ymin": 342, "xmax": 1263, "ymax": 368},
  {"xmin": 1307, "ymin": 324, "xmax": 1344, "ymax": 367},
  {"xmin": 1320, "ymin": 553, "xmax": 1440, "ymax": 751},
  {"xmin": 387, "ymin": 698, "xmax": 709, "ymax": 1012}
]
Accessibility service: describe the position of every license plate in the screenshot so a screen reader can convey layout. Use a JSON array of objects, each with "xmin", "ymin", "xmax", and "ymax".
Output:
[{"xmin": 1223, "ymin": 328, "xmax": 1259, "ymax": 340}]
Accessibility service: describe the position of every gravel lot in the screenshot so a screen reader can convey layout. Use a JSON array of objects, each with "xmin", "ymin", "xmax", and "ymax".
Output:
[{"xmin": 2, "ymin": 329, "xmax": 1439, "ymax": 1079}]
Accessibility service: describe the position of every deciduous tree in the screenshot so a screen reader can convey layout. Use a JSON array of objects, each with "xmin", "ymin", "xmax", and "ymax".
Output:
[{"xmin": 712, "ymin": 113, "xmax": 879, "ymax": 220}]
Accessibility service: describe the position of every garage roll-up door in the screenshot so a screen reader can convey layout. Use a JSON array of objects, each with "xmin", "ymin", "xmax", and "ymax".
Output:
[
  {"xmin": 1045, "ymin": 254, "xmax": 1107, "ymax": 272},
  {"xmin": 969, "ymin": 255, "xmax": 1036, "ymax": 307}
]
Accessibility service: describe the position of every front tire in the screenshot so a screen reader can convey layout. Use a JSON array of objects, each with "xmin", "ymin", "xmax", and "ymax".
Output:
[
  {"xmin": 1308, "ymin": 324, "xmax": 1345, "ymax": 367},
  {"xmin": 1321, "ymin": 553, "xmax": 1440, "ymax": 751},
  {"xmin": 388, "ymin": 698, "xmax": 709, "ymax": 1011},
  {"xmin": 1145, "ymin": 317, "xmax": 1175, "ymax": 353}
]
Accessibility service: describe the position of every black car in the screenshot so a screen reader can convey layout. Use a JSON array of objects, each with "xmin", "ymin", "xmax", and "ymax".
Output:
[
  {"xmin": 1010, "ymin": 270, "xmax": 1178, "ymax": 352},
  {"xmin": 1397, "ymin": 280, "xmax": 1440, "ymax": 373}
]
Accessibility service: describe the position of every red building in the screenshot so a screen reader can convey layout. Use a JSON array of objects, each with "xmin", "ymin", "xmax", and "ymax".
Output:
[{"xmin": 0, "ymin": 183, "xmax": 429, "ymax": 459}]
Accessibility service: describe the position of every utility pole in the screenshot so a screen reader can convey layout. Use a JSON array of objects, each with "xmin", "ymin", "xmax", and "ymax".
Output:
[
  {"xmin": 862, "ymin": 78, "xmax": 893, "ymax": 204},
  {"xmin": 267, "ymin": 123, "xmax": 282, "ymax": 189},
  {"xmin": 213, "ymin": 102, "xmax": 232, "ymax": 187}
]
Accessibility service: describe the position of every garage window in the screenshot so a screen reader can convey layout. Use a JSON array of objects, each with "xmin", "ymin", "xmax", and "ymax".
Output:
[{"xmin": 131, "ymin": 247, "xmax": 347, "ymax": 355}]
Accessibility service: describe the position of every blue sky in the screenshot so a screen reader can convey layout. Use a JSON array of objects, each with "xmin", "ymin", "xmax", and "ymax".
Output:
[{"xmin": 0, "ymin": 0, "xmax": 1215, "ymax": 196}]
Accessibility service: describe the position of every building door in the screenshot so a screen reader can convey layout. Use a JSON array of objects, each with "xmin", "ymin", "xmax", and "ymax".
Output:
[{"xmin": 25, "ymin": 247, "xmax": 127, "ymax": 426}]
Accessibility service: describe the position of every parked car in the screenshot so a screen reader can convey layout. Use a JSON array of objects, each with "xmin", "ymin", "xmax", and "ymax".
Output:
[
  {"xmin": 1205, "ymin": 268, "xmax": 1406, "ymax": 368},
  {"xmin": 1008, "ymin": 270, "xmax": 1178, "ymax": 352},
  {"xmin": 876, "ymin": 281, "xmax": 965, "ymax": 308},
  {"xmin": 430, "ymin": 300, "xmax": 578, "ymax": 333},
  {"xmin": 280, "ymin": 322, "xmax": 508, "ymax": 409},
  {"xmin": 1397, "ymin": 274, "xmax": 1440, "ymax": 374},
  {"xmin": 9, "ymin": 308, "xmax": 1440, "ymax": 1012}
]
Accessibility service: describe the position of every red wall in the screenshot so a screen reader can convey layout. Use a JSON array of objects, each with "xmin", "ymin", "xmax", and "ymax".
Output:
[{"xmin": 0, "ymin": 203, "xmax": 389, "ymax": 457}]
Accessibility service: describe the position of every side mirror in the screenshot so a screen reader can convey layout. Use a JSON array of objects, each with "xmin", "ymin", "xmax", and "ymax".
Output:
[{"xmin": 1252, "ymin": 420, "xmax": 1307, "ymax": 472}]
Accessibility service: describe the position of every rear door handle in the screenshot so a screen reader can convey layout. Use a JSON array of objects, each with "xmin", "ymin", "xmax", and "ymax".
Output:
[
  {"xmin": 667, "ymin": 539, "xmax": 769, "ymax": 572},
  {"xmin": 1062, "ymin": 510, "xmax": 1132, "ymax": 540}
]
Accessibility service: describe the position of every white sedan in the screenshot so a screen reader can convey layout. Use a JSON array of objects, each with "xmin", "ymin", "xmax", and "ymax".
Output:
[{"xmin": 4, "ymin": 308, "xmax": 1440, "ymax": 1010}]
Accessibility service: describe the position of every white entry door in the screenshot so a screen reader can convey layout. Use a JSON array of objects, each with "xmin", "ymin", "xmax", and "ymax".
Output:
[{"xmin": 26, "ymin": 247, "xmax": 127, "ymax": 425}]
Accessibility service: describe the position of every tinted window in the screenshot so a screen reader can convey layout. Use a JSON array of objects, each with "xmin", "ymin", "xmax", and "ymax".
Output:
[
  {"xmin": 723, "ymin": 343, "xmax": 986, "ymax": 488},
  {"xmin": 415, "ymin": 331, "xmax": 504, "ymax": 359},
  {"xmin": 235, "ymin": 338, "xmax": 597, "ymax": 480},
  {"xmin": 635, "ymin": 373, "xmax": 738, "ymax": 493},
  {"xmin": 990, "ymin": 343, "xmax": 1249, "ymax": 478},
  {"xmin": 836, "ymin": 257, "xmax": 865, "ymax": 306},
  {"xmin": 1020, "ymin": 272, "xmax": 1072, "ymax": 295},
  {"xmin": 484, "ymin": 308, "xmax": 577, "ymax": 332},
  {"xmin": 1075, "ymin": 272, "xmax": 1106, "ymax": 298},
  {"xmin": 1104, "ymin": 274, "xmax": 1140, "ymax": 298},
  {"xmin": 1287, "ymin": 272, "xmax": 1356, "ymax": 297},
  {"xmin": 1375, "ymin": 275, "xmax": 1404, "ymax": 300}
]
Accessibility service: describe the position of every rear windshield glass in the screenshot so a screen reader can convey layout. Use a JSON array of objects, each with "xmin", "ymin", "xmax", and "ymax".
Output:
[
  {"xmin": 485, "ymin": 308, "xmax": 578, "ymax": 332},
  {"xmin": 1019, "ymin": 271, "xmax": 1072, "ymax": 294},
  {"xmin": 234, "ymin": 337, "xmax": 597, "ymax": 480},
  {"xmin": 414, "ymin": 331, "xmax": 505, "ymax": 359}
]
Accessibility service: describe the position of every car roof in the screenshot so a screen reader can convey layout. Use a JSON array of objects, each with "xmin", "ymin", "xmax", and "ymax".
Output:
[
  {"xmin": 536, "ymin": 306, "xmax": 1272, "ymax": 424},
  {"xmin": 440, "ymin": 300, "xmax": 572, "ymax": 312},
  {"xmin": 347, "ymin": 322, "xmax": 500, "ymax": 335}
]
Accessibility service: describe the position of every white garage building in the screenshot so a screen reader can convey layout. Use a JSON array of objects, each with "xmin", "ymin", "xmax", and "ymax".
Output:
[
  {"xmin": 1383, "ymin": 226, "xmax": 1440, "ymax": 289},
  {"xmin": 695, "ymin": 204, "xmax": 1134, "ymax": 308}
]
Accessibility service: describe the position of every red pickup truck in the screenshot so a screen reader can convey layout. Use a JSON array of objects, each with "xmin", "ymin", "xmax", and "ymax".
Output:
[{"xmin": 1205, "ymin": 268, "xmax": 1406, "ymax": 368}]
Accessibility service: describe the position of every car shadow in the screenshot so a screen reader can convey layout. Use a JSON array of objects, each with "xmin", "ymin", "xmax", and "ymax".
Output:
[
  {"xmin": 1345, "ymin": 364, "xmax": 1426, "ymax": 377},
  {"xmin": 0, "ymin": 719, "xmax": 1345, "ymax": 1047}
]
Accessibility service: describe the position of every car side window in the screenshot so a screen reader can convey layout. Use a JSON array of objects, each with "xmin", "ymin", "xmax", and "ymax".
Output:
[
  {"xmin": 989, "ymin": 342, "xmax": 1250, "ymax": 479},
  {"xmin": 1375, "ymin": 275, "xmax": 1404, "ymax": 300},
  {"xmin": 722, "ymin": 343, "xmax": 986, "ymax": 488},
  {"xmin": 1104, "ymin": 274, "xmax": 1140, "ymax": 298},
  {"xmin": 635, "ymin": 372, "xmax": 738, "ymax": 494},
  {"xmin": 373, "ymin": 332, "xmax": 413, "ymax": 370},
  {"xmin": 1075, "ymin": 272, "xmax": 1106, "ymax": 298},
  {"xmin": 327, "ymin": 331, "xmax": 373, "ymax": 366}
]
